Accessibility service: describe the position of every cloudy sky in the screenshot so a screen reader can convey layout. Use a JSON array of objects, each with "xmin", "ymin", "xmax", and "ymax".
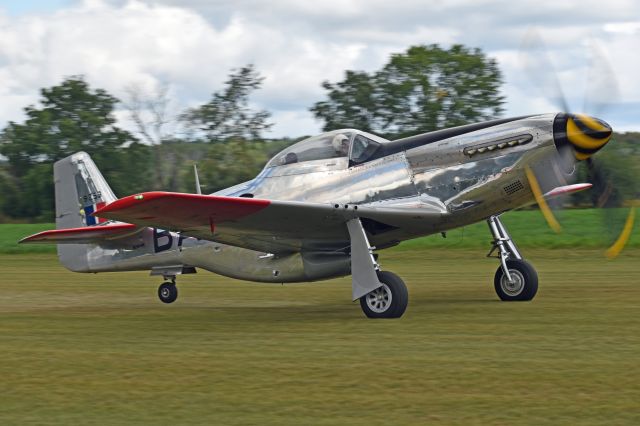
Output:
[{"xmin": 0, "ymin": 0, "xmax": 639, "ymax": 138}]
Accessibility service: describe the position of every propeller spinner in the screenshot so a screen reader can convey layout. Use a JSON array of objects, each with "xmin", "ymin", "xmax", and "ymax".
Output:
[{"xmin": 553, "ymin": 113, "xmax": 613, "ymax": 160}]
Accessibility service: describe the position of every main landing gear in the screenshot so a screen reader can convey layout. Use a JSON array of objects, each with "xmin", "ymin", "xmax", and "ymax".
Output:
[
  {"xmin": 346, "ymin": 218, "xmax": 408, "ymax": 318},
  {"xmin": 487, "ymin": 215, "xmax": 538, "ymax": 301}
]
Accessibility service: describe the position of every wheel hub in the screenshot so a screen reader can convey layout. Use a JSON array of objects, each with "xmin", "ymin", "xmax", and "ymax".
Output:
[
  {"xmin": 366, "ymin": 284, "xmax": 393, "ymax": 313},
  {"xmin": 500, "ymin": 269, "xmax": 525, "ymax": 296}
]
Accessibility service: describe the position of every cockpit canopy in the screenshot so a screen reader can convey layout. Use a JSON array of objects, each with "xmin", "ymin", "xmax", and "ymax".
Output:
[{"xmin": 266, "ymin": 129, "xmax": 388, "ymax": 168}]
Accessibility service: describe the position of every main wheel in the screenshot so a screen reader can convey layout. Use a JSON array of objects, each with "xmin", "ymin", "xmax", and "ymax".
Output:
[
  {"xmin": 494, "ymin": 259, "xmax": 538, "ymax": 301},
  {"xmin": 359, "ymin": 271, "xmax": 408, "ymax": 318},
  {"xmin": 158, "ymin": 282, "xmax": 178, "ymax": 304}
]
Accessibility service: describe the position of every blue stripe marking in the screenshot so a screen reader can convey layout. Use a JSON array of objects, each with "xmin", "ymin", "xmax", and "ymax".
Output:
[{"xmin": 84, "ymin": 205, "xmax": 96, "ymax": 226}]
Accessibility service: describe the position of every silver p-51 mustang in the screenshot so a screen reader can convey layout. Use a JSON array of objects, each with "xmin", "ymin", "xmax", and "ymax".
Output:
[{"xmin": 22, "ymin": 112, "xmax": 613, "ymax": 318}]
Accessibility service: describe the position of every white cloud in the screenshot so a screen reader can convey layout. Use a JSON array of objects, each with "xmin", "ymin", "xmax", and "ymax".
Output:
[
  {"xmin": 0, "ymin": 0, "xmax": 381, "ymax": 137},
  {"xmin": 604, "ymin": 21, "xmax": 640, "ymax": 34},
  {"xmin": 269, "ymin": 110, "xmax": 320, "ymax": 138},
  {"xmin": 0, "ymin": 0, "xmax": 639, "ymax": 138}
]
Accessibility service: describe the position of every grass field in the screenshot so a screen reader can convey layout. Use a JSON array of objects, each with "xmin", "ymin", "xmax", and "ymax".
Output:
[{"xmin": 1, "ymin": 247, "xmax": 639, "ymax": 425}]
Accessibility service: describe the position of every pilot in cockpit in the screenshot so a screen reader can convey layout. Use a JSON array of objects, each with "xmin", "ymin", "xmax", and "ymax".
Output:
[{"xmin": 332, "ymin": 133, "xmax": 350, "ymax": 156}]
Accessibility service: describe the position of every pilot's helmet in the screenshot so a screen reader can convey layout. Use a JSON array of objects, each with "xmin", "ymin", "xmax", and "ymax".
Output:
[{"xmin": 332, "ymin": 134, "xmax": 350, "ymax": 155}]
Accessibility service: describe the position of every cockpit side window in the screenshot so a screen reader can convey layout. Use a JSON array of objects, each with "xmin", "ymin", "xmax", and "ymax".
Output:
[{"xmin": 350, "ymin": 134, "xmax": 381, "ymax": 165}]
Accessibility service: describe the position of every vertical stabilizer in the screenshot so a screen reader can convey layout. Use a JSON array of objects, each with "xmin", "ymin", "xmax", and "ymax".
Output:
[{"xmin": 54, "ymin": 152, "xmax": 117, "ymax": 271}]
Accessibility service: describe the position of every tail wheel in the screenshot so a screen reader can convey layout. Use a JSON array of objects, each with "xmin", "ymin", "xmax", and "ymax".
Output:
[
  {"xmin": 158, "ymin": 282, "xmax": 178, "ymax": 304},
  {"xmin": 360, "ymin": 271, "xmax": 408, "ymax": 318},
  {"xmin": 494, "ymin": 259, "xmax": 538, "ymax": 301}
]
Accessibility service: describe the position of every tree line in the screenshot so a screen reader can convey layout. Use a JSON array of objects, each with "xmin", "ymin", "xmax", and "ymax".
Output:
[{"xmin": 0, "ymin": 44, "xmax": 637, "ymax": 222}]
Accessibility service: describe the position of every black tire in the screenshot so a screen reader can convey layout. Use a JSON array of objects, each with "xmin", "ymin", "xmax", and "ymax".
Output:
[
  {"xmin": 494, "ymin": 259, "xmax": 538, "ymax": 301},
  {"xmin": 158, "ymin": 282, "xmax": 178, "ymax": 304},
  {"xmin": 359, "ymin": 271, "xmax": 408, "ymax": 318}
]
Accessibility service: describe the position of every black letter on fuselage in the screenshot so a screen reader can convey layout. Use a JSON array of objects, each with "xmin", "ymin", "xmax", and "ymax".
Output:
[{"xmin": 153, "ymin": 228, "xmax": 173, "ymax": 253}]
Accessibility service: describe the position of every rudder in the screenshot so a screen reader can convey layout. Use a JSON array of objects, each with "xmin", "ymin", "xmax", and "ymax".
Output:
[
  {"xmin": 54, "ymin": 152, "xmax": 117, "ymax": 271},
  {"xmin": 55, "ymin": 152, "xmax": 117, "ymax": 229}
]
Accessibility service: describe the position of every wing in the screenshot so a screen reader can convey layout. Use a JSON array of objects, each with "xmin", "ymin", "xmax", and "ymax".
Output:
[
  {"xmin": 20, "ymin": 223, "xmax": 141, "ymax": 244},
  {"xmin": 94, "ymin": 192, "xmax": 444, "ymax": 253}
]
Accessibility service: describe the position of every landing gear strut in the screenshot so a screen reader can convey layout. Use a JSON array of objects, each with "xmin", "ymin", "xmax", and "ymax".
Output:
[
  {"xmin": 346, "ymin": 218, "xmax": 408, "ymax": 318},
  {"xmin": 151, "ymin": 266, "xmax": 196, "ymax": 304},
  {"xmin": 487, "ymin": 215, "xmax": 538, "ymax": 301},
  {"xmin": 158, "ymin": 277, "xmax": 178, "ymax": 304}
]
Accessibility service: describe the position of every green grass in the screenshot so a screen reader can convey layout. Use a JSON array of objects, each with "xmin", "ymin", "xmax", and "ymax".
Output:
[
  {"xmin": 0, "ymin": 223, "xmax": 59, "ymax": 254},
  {"xmin": 399, "ymin": 208, "xmax": 639, "ymax": 250},
  {"xmin": 0, "ymin": 250, "xmax": 639, "ymax": 425},
  {"xmin": 4, "ymin": 208, "xmax": 638, "ymax": 254}
]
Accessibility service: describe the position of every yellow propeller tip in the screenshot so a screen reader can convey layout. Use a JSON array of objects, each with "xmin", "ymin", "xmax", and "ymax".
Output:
[
  {"xmin": 524, "ymin": 166, "xmax": 562, "ymax": 234},
  {"xmin": 605, "ymin": 208, "xmax": 635, "ymax": 260}
]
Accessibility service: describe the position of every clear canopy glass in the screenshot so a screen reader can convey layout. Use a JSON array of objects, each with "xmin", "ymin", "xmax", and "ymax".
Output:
[
  {"xmin": 267, "ymin": 130, "xmax": 354, "ymax": 167},
  {"xmin": 266, "ymin": 129, "xmax": 389, "ymax": 168}
]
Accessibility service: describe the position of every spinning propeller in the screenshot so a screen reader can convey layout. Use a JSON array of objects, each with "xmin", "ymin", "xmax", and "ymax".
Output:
[{"xmin": 519, "ymin": 30, "xmax": 635, "ymax": 258}]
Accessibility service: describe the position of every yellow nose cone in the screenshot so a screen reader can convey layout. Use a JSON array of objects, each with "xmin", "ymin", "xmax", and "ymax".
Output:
[{"xmin": 566, "ymin": 114, "xmax": 612, "ymax": 160}]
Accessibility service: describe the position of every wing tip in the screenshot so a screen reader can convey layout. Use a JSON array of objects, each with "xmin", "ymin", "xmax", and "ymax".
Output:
[
  {"xmin": 18, "ymin": 223, "xmax": 139, "ymax": 244},
  {"xmin": 18, "ymin": 235, "xmax": 35, "ymax": 244},
  {"xmin": 19, "ymin": 231, "xmax": 54, "ymax": 244}
]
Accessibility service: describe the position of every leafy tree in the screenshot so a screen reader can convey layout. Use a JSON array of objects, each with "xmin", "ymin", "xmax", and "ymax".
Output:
[
  {"xmin": 0, "ymin": 164, "xmax": 22, "ymax": 219},
  {"xmin": 179, "ymin": 65, "xmax": 277, "ymax": 193},
  {"xmin": 0, "ymin": 76, "xmax": 151, "ymax": 220},
  {"xmin": 176, "ymin": 137, "xmax": 296, "ymax": 195},
  {"xmin": 182, "ymin": 65, "xmax": 273, "ymax": 142},
  {"xmin": 309, "ymin": 71, "xmax": 379, "ymax": 134},
  {"xmin": 1, "ymin": 77, "xmax": 132, "ymax": 171},
  {"xmin": 190, "ymin": 141, "xmax": 268, "ymax": 193},
  {"xmin": 570, "ymin": 133, "xmax": 640, "ymax": 207},
  {"xmin": 311, "ymin": 44, "xmax": 505, "ymax": 139},
  {"xmin": 151, "ymin": 139, "xmax": 210, "ymax": 192}
]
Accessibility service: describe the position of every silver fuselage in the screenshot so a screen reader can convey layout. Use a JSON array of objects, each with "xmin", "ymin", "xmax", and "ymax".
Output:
[{"xmin": 76, "ymin": 114, "xmax": 561, "ymax": 283}]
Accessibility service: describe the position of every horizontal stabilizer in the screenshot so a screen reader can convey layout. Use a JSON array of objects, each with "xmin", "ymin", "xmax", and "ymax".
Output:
[
  {"xmin": 20, "ymin": 223, "xmax": 140, "ymax": 244},
  {"xmin": 544, "ymin": 183, "xmax": 592, "ymax": 199}
]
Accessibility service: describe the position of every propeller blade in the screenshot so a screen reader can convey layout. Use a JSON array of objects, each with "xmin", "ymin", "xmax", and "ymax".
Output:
[
  {"xmin": 587, "ymin": 155, "xmax": 636, "ymax": 258},
  {"xmin": 605, "ymin": 208, "xmax": 635, "ymax": 259},
  {"xmin": 525, "ymin": 165, "xmax": 562, "ymax": 233},
  {"xmin": 519, "ymin": 30, "xmax": 633, "ymax": 258},
  {"xmin": 583, "ymin": 39, "xmax": 620, "ymax": 117},
  {"xmin": 520, "ymin": 29, "xmax": 571, "ymax": 113}
]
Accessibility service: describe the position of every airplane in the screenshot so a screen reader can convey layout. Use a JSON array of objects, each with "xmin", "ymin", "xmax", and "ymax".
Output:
[{"xmin": 20, "ymin": 112, "xmax": 619, "ymax": 318}]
